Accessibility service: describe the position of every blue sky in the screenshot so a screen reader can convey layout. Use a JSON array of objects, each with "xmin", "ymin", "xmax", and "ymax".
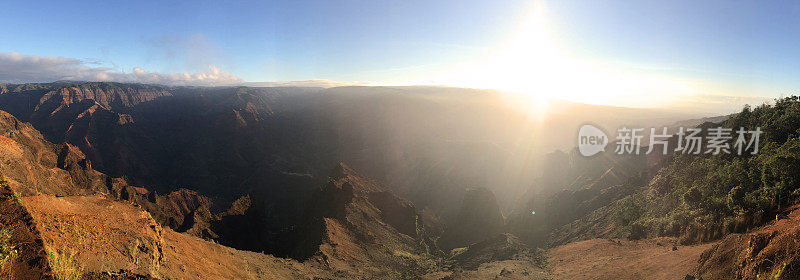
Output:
[
  {"xmin": 1, "ymin": 0, "xmax": 528, "ymax": 81},
  {"xmin": 1, "ymin": 0, "xmax": 800, "ymax": 111},
  {"xmin": 546, "ymin": 1, "xmax": 800, "ymax": 91}
]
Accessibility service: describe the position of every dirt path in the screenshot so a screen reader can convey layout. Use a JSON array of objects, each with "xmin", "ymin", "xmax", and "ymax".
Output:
[
  {"xmin": 548, "ymin": 237, "xmax": 716, "ymax": 280},
  {"xmin": 0, "ymin": 181, "xmax": 54, "ymax": 279}
]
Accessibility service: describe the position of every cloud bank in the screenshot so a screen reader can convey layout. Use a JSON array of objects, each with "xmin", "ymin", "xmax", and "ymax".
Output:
[{"xmin": 0, "ymin": 52, "xmax": 242, "ymax": 86}]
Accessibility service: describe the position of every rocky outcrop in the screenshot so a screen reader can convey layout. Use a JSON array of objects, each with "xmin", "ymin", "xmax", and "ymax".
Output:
[
  {"xmin": 367, "ymin": 190, "xmax": 418, "ymax": 237},
  {"xmin": 440, "ymin": 188, "xmax": 504, "ymax": 250},
  {"xmin": 288, "ymin": 163, "xmax": 435, "ymax": 278},
  {"xmin": 438, "ymin": 233, "xmax": 550, "ymax": 280}
]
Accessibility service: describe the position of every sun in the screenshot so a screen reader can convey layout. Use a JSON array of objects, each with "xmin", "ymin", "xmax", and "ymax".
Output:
[
  {"xmin": 426, "ymin": 3, "xmax": 550, "ymax": 119},
  {"xmin": 433, "ymin": 3, "xmax": 581, "ymax": 98},
  {"xmin": 433, "ymin": 1, "xmax": 698, "ymax": 114}
]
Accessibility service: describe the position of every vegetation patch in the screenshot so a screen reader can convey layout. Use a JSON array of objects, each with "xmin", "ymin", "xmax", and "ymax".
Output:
[
  {"xmin": 614, "ymin": 96, "xmax": 800, "ymax": 243},
  {"xmin": 0, "ymin": 226, "xmax": 16, "ymax": 270},
  {"xmin": 47, "ymin": 247, "xmax": 83, "ymax": 280}
]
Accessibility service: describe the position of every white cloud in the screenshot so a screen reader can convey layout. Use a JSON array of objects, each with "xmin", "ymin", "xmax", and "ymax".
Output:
[
  {"xmin": 127, "ymin": 65, "xmax": 241, "ymax": 85},
  {"xmin": 0, "ymin": 52, "xmax": 242, "ymax": 86}
]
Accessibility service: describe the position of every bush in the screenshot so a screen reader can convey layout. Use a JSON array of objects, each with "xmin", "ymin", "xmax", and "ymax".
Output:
[
  {"xmin": 628, "ymin": 221, "xmax": 647, "ymax": 240},
  {"xmin": 614, "ymin": 196, "xmax": 643, "ymax": 226},
  {"xmin": 0, "ymin": 227, "xmax": 16, "ymax": 269},
  {"xmin": 683, "ymin": 186, "xmax": 702, "ymax": 208}
]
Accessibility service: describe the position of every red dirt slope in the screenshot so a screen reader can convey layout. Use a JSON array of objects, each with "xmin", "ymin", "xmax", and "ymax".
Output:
[{"xmin": 548, "ymin": 237, "xmax": 715, "ymax": 280}]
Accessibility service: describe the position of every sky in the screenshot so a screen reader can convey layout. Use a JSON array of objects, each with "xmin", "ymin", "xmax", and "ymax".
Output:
[{"xmin": 1, "ymin": 0, "xmax": 799, "ymax": 113}]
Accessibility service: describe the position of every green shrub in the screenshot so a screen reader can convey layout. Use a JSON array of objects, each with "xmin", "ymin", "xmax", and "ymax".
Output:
[{"xmin": 0, "ymin": 227, "xmax": 16, "ymax": 269}]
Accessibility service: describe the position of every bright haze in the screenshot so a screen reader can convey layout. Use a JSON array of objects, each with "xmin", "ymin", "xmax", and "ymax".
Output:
[{"xmin": 2, "ymin": 0, "xmax": 799, "ymax": 114}]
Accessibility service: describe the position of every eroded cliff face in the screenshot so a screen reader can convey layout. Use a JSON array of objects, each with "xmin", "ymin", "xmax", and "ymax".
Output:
[
  {"xmin": 0, "ymin": 83, "xmax": 173, "ymax": 189},
  {"xmin": 10, "ymin": 83, "xmax": 170, "ymax": 146},
  {"xmin": 440, "ymin": 187, "xmax": 505, "ymax": 250},
  {"xmin": 0, "ymin": 109, "xmax": 107, "ymax": 196},
  {"xmin": 288, "ymin": 163, "xmax": 438, "ymax": 278},
  {"xmin": 503, "ymin": 149, "xmax": 651, "ymax": 248},
  {"xmin": 0, "ymin": 82, "xmax": 673, "ymax": 278}
]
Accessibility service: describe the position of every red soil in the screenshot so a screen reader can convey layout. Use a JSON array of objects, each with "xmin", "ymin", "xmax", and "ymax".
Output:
[{"xmin": 548, "ymin": 237, "xmax": 716, "ymax": 280}]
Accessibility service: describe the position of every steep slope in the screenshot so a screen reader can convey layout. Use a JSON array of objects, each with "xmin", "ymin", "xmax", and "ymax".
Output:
[
  {"xmin": 439, "ymin": 188, "xmax": 505, "ymax": 250},
  {"xmin": 0, "ymin": 107, "xmax": 317, "ymax": 278},
  {"xmin": 553, "ymin": 97, "xmax": 800, "ymax": 251},
  {"xmin": 0, "ymin": 83, "xmax": 171, "ymax": 184},
  {"xmin": 288, "ymin": 163, "xmax": 439, "ymax": 278},
  {"xmin": 694, "ymin": 205, "xmax": 800, "ymax": 280},
  {"xmin": 0, "ymin": 109, "xmax": 109, "ymax": 196},
  {"xmin": 506, "ymin": 149, "xmax": 650, "ymax": 247},
  {"xmin": 22, "ymin": 194, "xmax": 335, "ymax": 279}
]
